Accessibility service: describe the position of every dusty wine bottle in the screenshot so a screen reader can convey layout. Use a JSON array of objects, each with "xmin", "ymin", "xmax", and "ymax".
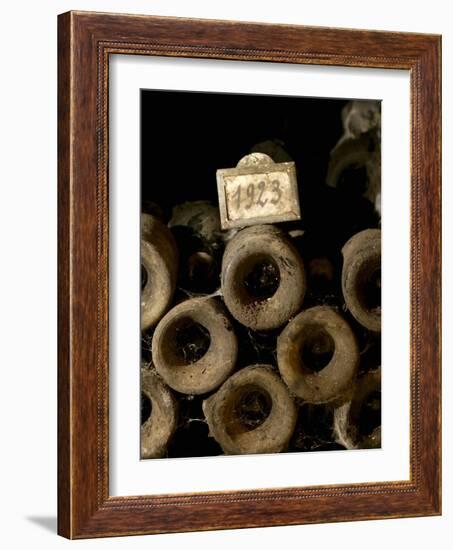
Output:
[
  {"xmin": 168, "ymin": 201, "xmax": 224, "ymax": 294},
  {"xmin": 141, "ymin": 213, "xmax": 179, "ymax": 330},
  {"xmin": 203, "ymin": 365, "xmax": 297, "ymax": 455},
  {"xmin": 221, "ymin": 224, "xmax": 306, "ymax": 331},
  {"xmin": 140, "ymin": 366, "xmax": 178, "ymax": 459},
  {"xmin": 277, "ymin": 305, "xmax": 359, "ymax": 404},
  {"xmin": 333, "ymin": 368, "xmax": 381, "ymax": 449},
  {"xmin": 152, "ymin": 297, "xmax": 238, "ymax": 395},
  {"xmin": 341, "ymin": 228, "xmax": 381, "ymax": 332}
]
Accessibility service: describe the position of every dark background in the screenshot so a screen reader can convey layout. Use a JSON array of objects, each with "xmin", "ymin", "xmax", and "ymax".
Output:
[
  {"xmin": 141, "ymin": 89, "xmax": 379, "ymax": 258},
  {"xmin": 141, "ymin": 89, "xmax": 381, "ymax": 457}
]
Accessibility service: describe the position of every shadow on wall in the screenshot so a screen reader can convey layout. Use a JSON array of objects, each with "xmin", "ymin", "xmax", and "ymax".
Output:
[{"xmin": 26, "ymin": 516, "xmax": 57, "ymax": 534}]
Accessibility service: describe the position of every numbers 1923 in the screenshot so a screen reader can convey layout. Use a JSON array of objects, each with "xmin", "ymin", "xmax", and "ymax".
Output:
[{"xmin": 231, "ymin": 178, "xmax": 283, "ymax": 211}]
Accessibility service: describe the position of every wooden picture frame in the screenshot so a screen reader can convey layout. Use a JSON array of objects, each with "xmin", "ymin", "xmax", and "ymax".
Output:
[{"xmin": 58, "ymin": 10, "xmax": 441, "ymax": 539}]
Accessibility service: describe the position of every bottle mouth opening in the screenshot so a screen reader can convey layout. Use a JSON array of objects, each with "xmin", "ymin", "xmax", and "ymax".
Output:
[
  {"xmin": 300, "ymin": 326, "xmax": 335, "ymax": 373},
  {"xmin": 357, "ymin": 389, "xmax": 381, "ymax": 437},
  {"xmin": 141, "ymin": 264, "xmax": 149, "ymax": 291},
  {"xmin": 225, "ymin": 383, "xmax": 273, "ymax": 437},
  {"xmin": 239, "ymin": 254, "xmax": 281, "ymax": 304},
  {"xmin": 234, "ymin": 387, "xmax": 273, "ymax": 431},
  {"xmin": 141, "ymin": 392, "xmax": 153, "ymax": 425},
  {"xmin": 356, "ymin": 259, "xmax": 381, "ymax": 316},
  {"xmin": 174, "ymin": 319, "xmax": 211, "ymax": 365}
]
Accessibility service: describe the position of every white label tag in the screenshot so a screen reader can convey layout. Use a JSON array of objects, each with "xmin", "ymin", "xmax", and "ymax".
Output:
[{"xmin": 217, "ymin": 154, "xmax": 301, "ymax": 229}]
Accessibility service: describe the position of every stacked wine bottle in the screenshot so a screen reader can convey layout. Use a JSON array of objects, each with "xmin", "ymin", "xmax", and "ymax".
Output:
[{"xmin": 140, "ymin": 100, "xmax": 381, "ymax": 459}]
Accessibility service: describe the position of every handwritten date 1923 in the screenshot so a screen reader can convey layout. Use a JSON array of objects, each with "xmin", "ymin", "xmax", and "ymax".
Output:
[{"xmin": 231, "ymin": 179, "xmax": 283, "ymax": 210}]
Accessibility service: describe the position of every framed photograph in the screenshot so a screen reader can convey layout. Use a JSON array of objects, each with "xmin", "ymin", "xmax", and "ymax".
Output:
[{"xmin": 58, "ymin": 11, "xmax": 441, "ymax": 539}]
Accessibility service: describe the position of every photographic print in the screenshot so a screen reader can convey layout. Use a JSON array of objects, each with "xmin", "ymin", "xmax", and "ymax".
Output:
[
  {"xmin": 140, "ymin": 91, "xmax": 382, "ymax": 459},
  {"xmin": 58, "ymin": 12, "xmax": 441, "ymax": 537}
]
